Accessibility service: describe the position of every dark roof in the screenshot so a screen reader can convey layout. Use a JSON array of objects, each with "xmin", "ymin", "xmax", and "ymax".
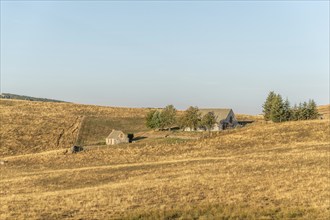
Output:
[{"xmin": 199, "ymin": 109, "xmax": 233, "ymax": 121}]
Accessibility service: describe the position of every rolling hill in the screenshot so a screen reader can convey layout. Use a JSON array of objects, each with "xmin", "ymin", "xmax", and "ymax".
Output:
[
  {"xmin": 0, "ymin": 99, "xmax": 148, "ymax": 156},
  {"xmin": 0, "ymin": 93, "xmax": 67, "ymax": 103},
  {"xmin": 318, "ymin": 104, "xmax": 330, "ymax": 119},
  {"xmin": 0, "ymin": 99, "xmax": 329, "ymax": 219}
]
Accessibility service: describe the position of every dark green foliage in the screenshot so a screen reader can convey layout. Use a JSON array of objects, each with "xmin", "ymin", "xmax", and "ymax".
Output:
[
  {"xmin": 270, "ymin": 94, "xmax": 292, "ymax": 122},
  {"xmin": 282, "ymin": 98, "xmax": 292, "ymax": 121},
  {"xmin": 160, "ymin": 105, "xmax": 177, "ymax": 130},
  {"xmin": 201, "ymin": 111, "xmax": 217, "ymax": 132},
  {"xmin": 262, "ymin": 92, "xmax": 319, "ymax": 122},
  {"xmin": 151, "ymin": 111, "xmax": 162, "ymax": 129},
  {"xmin": 146, "ymin": 110, "xmax": 158, "ymax": 129},
  {"xmin": 269, "ymin": 94, "xmax": 285, "ymax": 122},
  {"xmin": 291, "ymin": 100, "xmax": 319, "ymax": 121},
  {"xmin": 145, "ymin": 110, "xmax": 164, "ymax": 130},
  {"xmin": 262, "ymin": 91, "xmax": 276, "ymax": 121},
  {"xmin": 180, "ymin": 106, "xmax": 201, "ymax": 130},
  {"xmin": 146, "ymin": 105, "xmax": 177, "ymax": 130},
  {"xmin": 306, "ymin": 99, "xmax": 319, "ymax": 119}
]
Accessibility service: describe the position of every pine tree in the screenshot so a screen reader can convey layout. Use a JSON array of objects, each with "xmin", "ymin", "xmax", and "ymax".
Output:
[
  {"xmin": 291, "ymin": 104, "xmax": 299, "ymax": 121},
  {"xmin": 262, "ymin": 91, "xmax": 277, "ymax": 121},
  {"xmin": 270, "ymin": 94, "xmax": 285, "ymax": 122},
  {"xmin": 301, "ymin": 102, "xmax": 309, "ymax": 120},
  {"xmin": 306, "ymin": 99, "xmax": 319, "ymax": 119},
  {"xmin": 282, "ymin": 98, "xmax": 291, "ymax": 122},
  {"xmin": 262, "ymin": 91, "xmax": 319, "ymax": 122}
]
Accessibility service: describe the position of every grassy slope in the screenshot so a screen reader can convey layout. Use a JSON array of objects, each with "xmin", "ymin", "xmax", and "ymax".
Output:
[
  {"xmin": 318, "ymin": 104, "xmax": 330, "ymax": 119},
  {"xmin": 0, "ymin": 93, "xmax": 66, "ymax": 103},
  {"xmin": 0, "ymin": 99, "xmax": 148, "ymax": 156},
  {"xmin": 1, "ymin": 119, "xmax": 329, "ymax": 219},
  {"xmin": 78, "ymin": 116, "xmax": 148, "ymax": 146}
]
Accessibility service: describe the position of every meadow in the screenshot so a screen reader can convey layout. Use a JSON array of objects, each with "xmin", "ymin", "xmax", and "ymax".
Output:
[
  {"xmin": 0, "ymin": 99, "xmax": 147, "ymax": 156},
  {"xmin": 0, "ymin": 99, "xmax": 329, "ymax": 219}
]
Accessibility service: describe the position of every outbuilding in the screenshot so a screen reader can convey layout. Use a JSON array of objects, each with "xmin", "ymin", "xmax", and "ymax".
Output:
[{"xmin": 106, "ymin": 130, "xmax": 129, "ymax": 145}]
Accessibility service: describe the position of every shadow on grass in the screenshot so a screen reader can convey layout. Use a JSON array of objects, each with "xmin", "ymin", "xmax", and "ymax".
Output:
[{"xmin": 133, "ymin": 136, "xmax": 147, "ymax": 141}]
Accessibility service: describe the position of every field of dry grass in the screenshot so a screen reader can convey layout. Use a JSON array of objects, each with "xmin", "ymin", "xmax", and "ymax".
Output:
[
  {"xmin": 235, "ymin": 113, "xmax": 264, "ymax": 122},
  {"xmin": 1, "ymin": 98, "xmax": 329, "ymax": 220},
  {"xmin": 318, "ymin": 104, "xmax": 330, "ymax": 119},
  {"xmin": 0, "ymin": 99, "xmax": 148, "ymax": 156}
]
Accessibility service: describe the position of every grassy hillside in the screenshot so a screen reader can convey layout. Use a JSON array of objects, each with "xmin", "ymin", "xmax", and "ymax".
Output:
[
  {"xmin": 77, "ymin": 116, "xmax": 149, "ymax": 145},
  {"xmin": 0, "ymin": 99, "xmax": 148, "ymax": 156},
  {"xmin": 1, "ymin": 119, "xmax": 329, "ymax": 219},
  {"xmin": 318, "ymin": 104, "xmax": 330, "ymax": 119},
  {"xmin": 235, "ymin": 113, "xmax": 264, "ymax": 122}
]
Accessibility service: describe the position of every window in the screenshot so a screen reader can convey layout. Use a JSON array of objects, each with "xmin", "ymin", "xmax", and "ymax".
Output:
[{"xmin": 229, "ymin": 116, "xmax": 233, "ymax": 124}]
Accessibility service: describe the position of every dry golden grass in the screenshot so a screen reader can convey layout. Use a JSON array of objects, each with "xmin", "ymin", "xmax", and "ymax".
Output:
[
  {"xmin": 1, "ymin": 104, "xmax": 329, "ymax": 220},
  {"xmin": 235, "ymin": 113, "xmax": 264, "ymax": 122},
  {"xmin": 0, "ymin": 99, "xmax": 147, "ymax": 156},
  {"xmin": 318, "ymin": 104, "xmax": 330, "ymax": 119}
]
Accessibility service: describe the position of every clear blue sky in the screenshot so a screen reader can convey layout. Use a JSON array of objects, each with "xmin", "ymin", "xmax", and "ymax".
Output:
[{"xmin": 1, "ymin": 1, "xmax": 329, "ymax": 114}]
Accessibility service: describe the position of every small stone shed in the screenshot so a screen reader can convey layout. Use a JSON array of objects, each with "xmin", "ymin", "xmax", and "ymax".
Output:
[{"xmin": 106, "ymin": 130, "xmax": 129, "ymax": 145}]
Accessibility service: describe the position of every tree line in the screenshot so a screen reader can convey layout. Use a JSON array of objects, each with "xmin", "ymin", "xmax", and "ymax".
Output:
[
  {"xmin": 262, "ymin": 91, "xmax": 319, "ymax": 122},
  {"xmin": 146, "ymin": 105, "xmax": 217, "ymax": 132}
]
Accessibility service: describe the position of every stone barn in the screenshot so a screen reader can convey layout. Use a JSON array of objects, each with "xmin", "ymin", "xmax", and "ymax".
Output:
[
  {"xmin": 184, "ymin": 108, "xmax": 238, "ymax": 131},
  {"xmin": 106, "ymin": 130, "xmax": 129, "ymax": 145}
]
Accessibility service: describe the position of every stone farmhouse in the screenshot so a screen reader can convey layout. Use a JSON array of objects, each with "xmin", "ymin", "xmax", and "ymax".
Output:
[
  {"xmin": 185, "ymin": 108, "xmax": 238, "ymax": 131},
  {"xmin": 106, "ymin": 130, "xmax": 129, "ymax": 145}
]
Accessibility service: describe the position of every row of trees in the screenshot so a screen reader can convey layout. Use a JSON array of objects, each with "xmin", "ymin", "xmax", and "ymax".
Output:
[
  {"xmin": 146, "ymin": 105, "xmax": 177, "ymax": 130},
  {"xmin": 262, "ymin": 91, "xmax": 319, "ymax": 122},
  {"xmin": 146, "ymin": 105, "xmax": 217, "ymax": 132}
]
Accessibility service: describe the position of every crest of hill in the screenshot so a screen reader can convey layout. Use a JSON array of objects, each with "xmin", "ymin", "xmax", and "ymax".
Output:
[
  {"xmin": 1, "ymin": 98, "xmax": 328, "ymax": 156},
  {"xmin": 318, "ymin": 104, "xmax": 330, "ymax": 119},
  {"xmin": 0, "ymin": 93, "xmax": 67, "ymax": 103}
]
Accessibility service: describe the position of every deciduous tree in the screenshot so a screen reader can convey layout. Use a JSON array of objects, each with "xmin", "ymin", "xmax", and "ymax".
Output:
[
  {"xmin": 160, "ymin": 104, "xmax": 177, "ymax": 131},
  {"xmin": 201, "ymin": 111, "xmax": 217, "ymax": 134},
  {"xmin": 181, "ymin": 106, "xmax": 201, "ymax": 131}
]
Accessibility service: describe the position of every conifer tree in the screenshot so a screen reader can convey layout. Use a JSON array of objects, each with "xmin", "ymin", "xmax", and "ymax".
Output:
[
  {"xmin": 262, "ymin": 91, "xmax": 319, "ymax": 122},
  {"xmin": 291, "ymin": 104, "xmax": 299, "ymax": 121},
  {"xmin": 270, "ymin": 94, "xmax": 285, "ymax": 122},
  {"xmin": 301, "ymin": 102, "xmax": 309, "ymax": 120},
  {"xmin": 282, "ymin": 98, "xmax": 291, "ymax": 121},
  {"xmin": 262, "ymin": 91, "xmax": 277, "ymax": 121},
  {"xmin": 306, "ymin": 99, "xmax": 319, "ymax": 119}
]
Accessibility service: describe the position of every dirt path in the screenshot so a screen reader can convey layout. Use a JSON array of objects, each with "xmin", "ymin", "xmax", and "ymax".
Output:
[{"xmin": 1, "ymin": 156, "xmax": 232, "ymax": 180}]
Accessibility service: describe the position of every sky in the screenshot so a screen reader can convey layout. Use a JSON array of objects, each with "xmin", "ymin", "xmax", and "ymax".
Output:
[{"xmin": 1, "ymin": 1, "xmax": 329, "ymax": 114}]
